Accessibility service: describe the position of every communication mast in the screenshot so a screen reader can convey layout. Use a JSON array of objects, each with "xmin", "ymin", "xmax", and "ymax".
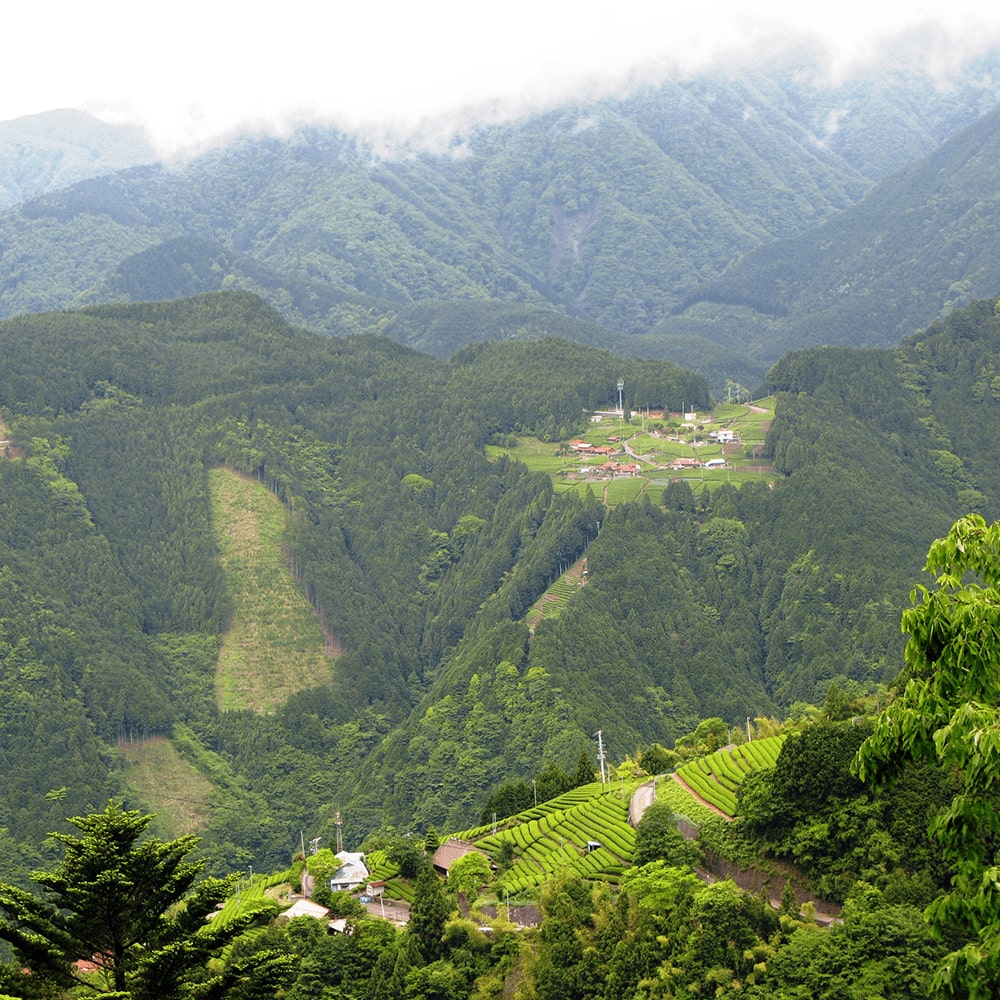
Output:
[{"xmin": 335, "ymin": 810, "xmax": 343, "ymax": 853}]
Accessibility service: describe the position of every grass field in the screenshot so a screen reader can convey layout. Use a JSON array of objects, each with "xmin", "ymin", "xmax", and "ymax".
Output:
[
  {"xmin": 210, "ymin": 467, "xmax": 336, "ymax": 713},
  {"xmin": 488, "ymin": 400, "xmax": 776, "ymax": 504},
  {"xmin": 119, "ymin": 736, "xmax": 215, "ymax": 838}
]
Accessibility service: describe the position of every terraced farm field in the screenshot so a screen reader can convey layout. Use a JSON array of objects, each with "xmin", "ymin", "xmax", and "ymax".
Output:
[
  {"xmin": 526, "ymin": 557, "xmax": 589, "ymax": 630},
  {"xmin": 674, "ymin": 736, "xmax": 785, "ymax": 817},
  {"xmin": 452, "ymin": 783, "xmax": 636, "ymax": 895}
]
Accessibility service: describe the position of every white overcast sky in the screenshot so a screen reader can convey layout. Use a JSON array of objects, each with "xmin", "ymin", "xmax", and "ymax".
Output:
[{"xmin": 5, "ymin": 0, "xmax": 1000, "ymax": 153}]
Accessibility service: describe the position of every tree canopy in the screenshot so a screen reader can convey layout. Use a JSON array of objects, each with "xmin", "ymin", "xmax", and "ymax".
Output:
[
  {"xmin": 0, "ymin": 801, "xmax": 290, "ymax": 999},
  {"xmin": 855, "ymin": 514, "xmax": 1000, "ymax": 998}
]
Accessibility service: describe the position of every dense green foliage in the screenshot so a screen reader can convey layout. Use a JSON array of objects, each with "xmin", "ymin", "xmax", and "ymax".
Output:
[
  {"xmin": 0, "ymin": 802, "xmax": 290, "ymax": 998},
  {"xmin": 856, "ymin": 515, "xmax": 1000, "ymax": 997},
  {"xmin": 0, "ymin": 288, "xmax": 997, "ymax": 896}
]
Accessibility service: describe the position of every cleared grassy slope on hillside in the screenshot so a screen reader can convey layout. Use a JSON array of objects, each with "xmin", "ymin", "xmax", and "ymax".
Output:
[
  {"xmin": 119, "ymin": 736, "xmax": 214, "ymax": 838},
  {"xmin": 210, "ymin": 467, "xmax": 335, "ymax": 712}
]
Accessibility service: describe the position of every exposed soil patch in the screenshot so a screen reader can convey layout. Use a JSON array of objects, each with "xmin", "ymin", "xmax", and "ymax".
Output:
[{"xmin": 0, "ymin": 415, "xmax": 23, "ymax": 459}]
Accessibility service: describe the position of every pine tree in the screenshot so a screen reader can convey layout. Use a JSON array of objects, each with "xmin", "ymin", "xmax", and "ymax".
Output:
[
  {"xmin": 406, "ymin": 868, "xmax": 452, "ymax": 963},
  {"xmin": 0, "ymin": 801, "xmax": 284, "ymax": 999}
]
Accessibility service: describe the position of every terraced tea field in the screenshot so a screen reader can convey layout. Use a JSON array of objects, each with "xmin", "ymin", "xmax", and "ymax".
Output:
[
  {"xmin": 453, "ymin": 782, "xmax": 637, "ymax": 894},
  {"xmin": 674, "ymin": 735, "xmax": 785, "ymax": 816}
]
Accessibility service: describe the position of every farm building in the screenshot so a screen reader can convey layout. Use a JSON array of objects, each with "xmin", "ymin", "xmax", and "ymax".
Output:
[
  {"xmin": 328, "ymin": 851, "xmax": 369, "ymax": 891},
  {"xmin": 432, "ymin": 838, "xmax": 491, "ymax": 876},
  {"xmin": 281, "ymin": 899, "xmax": 330, "ymax": 921},
  {"xmin": 600, "ymin": 461, "xmax": 643, "ymax": 476}
]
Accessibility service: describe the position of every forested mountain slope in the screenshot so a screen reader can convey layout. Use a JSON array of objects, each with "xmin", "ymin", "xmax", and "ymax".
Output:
[
  {"xmin": 679, "ymin": 104, "xmax": 1000, "ymax": 359},
  {"xmin": 1, "ymin": 290, "xmax": 998, "ymax": 873},
  {"xmin": 0, "ymin": 53, "xmax": 998, "ymax": 392}
]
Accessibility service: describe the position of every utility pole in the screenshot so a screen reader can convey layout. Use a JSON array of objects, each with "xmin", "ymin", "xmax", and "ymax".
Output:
[{"xmin": 594, "ymin": 730, "xmax": 607, "ymax": 785}]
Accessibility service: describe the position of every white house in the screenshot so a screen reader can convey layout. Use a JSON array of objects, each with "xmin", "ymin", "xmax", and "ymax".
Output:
[{"xmin": 328, "ymin": 851, "xmax": 369, "ymax": 892}]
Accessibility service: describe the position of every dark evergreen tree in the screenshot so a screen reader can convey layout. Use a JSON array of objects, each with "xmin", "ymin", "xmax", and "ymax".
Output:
[
  {"xmin": 572, "ymin": 749, "xmax": 596, "ymax": 786},
  {"xmin": 0, "ymin": 801, "xmax": 287, "ymax": 999},
  {"xmin": 407, "ymin": 868, "xmax": 452, "ymax": 963}
]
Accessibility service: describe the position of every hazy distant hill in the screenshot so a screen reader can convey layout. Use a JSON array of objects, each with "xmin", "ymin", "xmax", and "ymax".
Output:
[
  {"xmin": 0, "ymin": 52, "xmax": 998, "ymax": 389},
  {"xmin": 0, "ymin": 109, "xmax": 157, "ymax": 210},
  {"xmin": 677, "ymin": 104, "xmax": 1000, "ymax": 359}
]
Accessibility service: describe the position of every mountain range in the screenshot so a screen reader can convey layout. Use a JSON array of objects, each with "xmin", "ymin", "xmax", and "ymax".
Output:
[
  {"xmin": 0, "ymin": 109, "xmax": 157, "ymax": 211},
  {"xmin": 2, "ymin": 43, "xmax": 1000, "ymax": 874},
  {"xmin": 1, "ymin": 48, "xmax": 1000, "ymax": 390}
]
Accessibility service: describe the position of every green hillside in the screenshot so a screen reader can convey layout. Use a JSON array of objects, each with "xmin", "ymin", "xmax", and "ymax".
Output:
[
  {"xmin": 679, "ymin": 105, "xmax": 1000, "ymax": 360},
  {"xmin": 0, "ymin": 289, "xmax": 997, "ymax": 875},
  {"xmin": 4, "ymin": 53, "xmax": 1000, "ymax": 998}
]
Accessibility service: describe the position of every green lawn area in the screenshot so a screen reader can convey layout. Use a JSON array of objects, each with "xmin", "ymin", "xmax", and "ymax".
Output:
[{"xmin": 487, "ymin": 400, "xmax": 776, "ymax": 504}]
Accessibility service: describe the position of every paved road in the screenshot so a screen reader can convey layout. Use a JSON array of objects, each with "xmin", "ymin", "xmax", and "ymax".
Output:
[{"xmin": 362, "ymin": 896, "xmax": 409, "ymax": 925}]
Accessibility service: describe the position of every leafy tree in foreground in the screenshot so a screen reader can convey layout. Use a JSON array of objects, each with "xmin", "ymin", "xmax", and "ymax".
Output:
[
  {"xmin": 447, "ymin": 851, "xmax": 493, "ymax": 905},
  {"xmin": 0, "ymin": 801, "xmax": 288, "ymax": 999},
  {"xmin": 633, "ymin": 800, "xmax": 702, "ymax": 868},
  {"xmin": 854, "ymin": 514, "xmax": 1000, "ymax": 998}
]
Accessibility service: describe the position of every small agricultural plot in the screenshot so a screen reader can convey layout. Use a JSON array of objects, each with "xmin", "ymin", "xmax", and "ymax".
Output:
[
  {"xmin": 452, "ymin": 783, "xmax": 636, "ymax": 895},
  {"xmin": 526, "ymin": 558, "xmax": 589, "ymax": 629},
  {"xmin": 362, "ymin": 850, "xmax": 413, "ymax": 902},
  {"xmin": 213, "ymin": 870, "xmax": 293, "ymax": 928},
  {"xmin": 674, "ymin": 735, "xmax": 785, "ymax": 817}
]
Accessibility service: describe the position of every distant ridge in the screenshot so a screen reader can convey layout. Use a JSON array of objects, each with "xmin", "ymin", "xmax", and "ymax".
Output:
[
  {"xmin": 0, "ymin": 108, "xmax": 157, "ymax": 210},
  {"xmin": 0, "ymin": 52, "xmax": 998, "ymax": 388}
]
